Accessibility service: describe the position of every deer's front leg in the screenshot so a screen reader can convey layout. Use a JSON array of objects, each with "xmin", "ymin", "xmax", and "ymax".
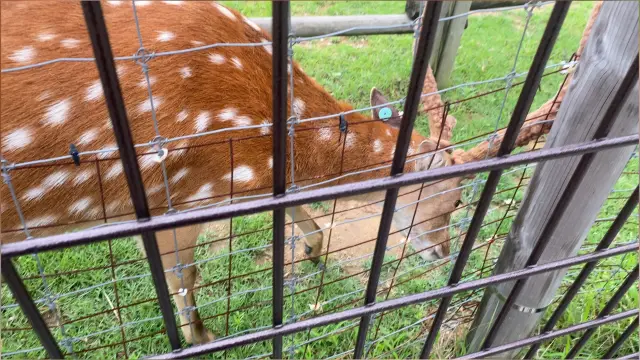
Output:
[
  {"xmin": 153, "ymin": 224, "xmax": 215, "ymax": 345},
  {"xmin": 286, "ymin": 206, "xmax": 324, "ymax": 262}
]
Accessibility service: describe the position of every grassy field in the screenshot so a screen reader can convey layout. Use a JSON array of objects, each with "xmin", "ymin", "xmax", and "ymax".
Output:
[{"xmin": 2, "ymin": 1, "xmax": 638, "ymax": 359}]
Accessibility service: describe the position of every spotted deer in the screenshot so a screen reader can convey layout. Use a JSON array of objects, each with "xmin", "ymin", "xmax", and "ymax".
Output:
[{"xmin": 1, "ymin": 1, "xmax": 600, "ymax": 345}]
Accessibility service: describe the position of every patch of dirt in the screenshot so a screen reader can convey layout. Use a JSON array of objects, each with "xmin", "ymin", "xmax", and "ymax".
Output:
[{"xmin": 202, "ymin": 200, "xmax": 410, "ymax": 279}]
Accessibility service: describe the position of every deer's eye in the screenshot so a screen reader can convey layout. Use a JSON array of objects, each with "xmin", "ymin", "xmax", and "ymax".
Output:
[{"xmin": 454, "ymin": 200, "xmax": 462, "ymax": 207}]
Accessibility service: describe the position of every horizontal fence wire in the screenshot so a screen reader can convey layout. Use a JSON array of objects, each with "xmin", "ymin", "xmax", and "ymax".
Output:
[{"xmin": 0, "ymin": 1, "xmax": 555, "ymax": 74}]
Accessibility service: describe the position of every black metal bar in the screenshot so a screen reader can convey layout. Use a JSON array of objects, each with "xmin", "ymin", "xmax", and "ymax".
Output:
[
  {"xmin": 2, "ymin": 134, "xmax": 636, "ymax": 259},
  {"xmin": 152, "ymin": 243, "xmax": 637, "ymax": 359},
  {"xmin": 481, "ymin": 54, "xmax": 639, "ymax": 350},
  {"xmin": 353, "ymin": 2, "xmax": 442, "ymax": 357},
  {"xmin": 565, "ymin": 266, "xmax": 639, "ymax": 359},
  {"xmin": 524, "ymin": 187, "xmax": 639, "ymax": 358},
  {"xmin": 456, "ymin": 309, "xmax": 639, "ymax": 360},
  {"xmin": 80, "ymin": 1, "xmax": 181, "ymax": 350},
  {"xmin": 419, "ymin": 2, "xmax": 571, "ymax": 358},
  {"xmin": 271, "ymin": 1, "xmax": 289, "ymax": 358},
  {"xmin": 1, "ymin": 260, "xmax": 64, "ymax": 359},
  {"xmin": 616, "ymin": 352, "xmax": 640, "ymax": 360},
  {"xmin": 603, "ymin": 316, "xmax": 639, "ymax": 359}
]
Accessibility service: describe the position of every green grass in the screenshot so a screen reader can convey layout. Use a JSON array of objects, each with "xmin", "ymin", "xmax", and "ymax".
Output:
[{"xmin": 2, "ymin": 1, "xmax": 638, "ymax": 359}]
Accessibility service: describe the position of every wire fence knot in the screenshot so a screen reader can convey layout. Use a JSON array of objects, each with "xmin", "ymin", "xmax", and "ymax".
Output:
[{"xmin": 134, "ymin": 47, "xmax": 155, "ymax": 67}]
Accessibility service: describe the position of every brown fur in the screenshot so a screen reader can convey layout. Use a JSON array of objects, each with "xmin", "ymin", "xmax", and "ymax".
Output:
[{"xmin": 0, "ymin": 0, "xmax": 600, "ymax": 344}]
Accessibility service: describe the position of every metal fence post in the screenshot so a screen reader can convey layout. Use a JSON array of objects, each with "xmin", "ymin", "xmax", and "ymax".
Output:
[
  {"xmin": 271, "ymin": 1, "xmax": 290, "ymax": 359},
  {"xmin": 81, "ymin": 1, "xmax": 181, "ymax": 350},
  {"xmin": 352, "ymin": 2, "xmax": 443, "ymax": 358}
]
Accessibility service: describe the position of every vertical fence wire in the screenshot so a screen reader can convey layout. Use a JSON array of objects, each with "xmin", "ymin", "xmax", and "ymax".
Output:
[
  {"xmin": 129, "ymin": 0, "xmax": 197, "ymax": 345},
  {"xmin": 352, "ymin": 2, "xmax": 444, "ymax": 358},
  {"xmin": 285, "ymin": 10, "xmax": 300, "ymax": 357},
  {"xmin": 365, "ymin": 101, "xmax": 452, "ymax": 358},
  {"xmin": 1, "ymin": 161, "xmax": 74, "ymax": 357},
  {"xmin": 419, "ymin": 2, "xmax": 572, "ymax": 358},
  {"xmin": 80, "ymin": 1, "xmax": 181, "ymax": 350}
]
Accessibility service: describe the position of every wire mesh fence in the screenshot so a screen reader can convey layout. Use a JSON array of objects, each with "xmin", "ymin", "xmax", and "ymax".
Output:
[{"xmin": 1, "ymin": 1, "xmax": 638, "ymax": 359}]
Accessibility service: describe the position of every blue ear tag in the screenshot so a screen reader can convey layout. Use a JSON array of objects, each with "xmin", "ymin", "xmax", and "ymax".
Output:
[{"xmin": 379, "ymin": 107, "xmax": 392, "ymax": 121}]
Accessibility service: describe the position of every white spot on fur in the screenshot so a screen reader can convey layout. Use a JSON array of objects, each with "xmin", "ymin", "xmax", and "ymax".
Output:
[
  {"xmin": 105, "ymin": 163, "xmax": 123, "ymax": 180},
  {"xmin": 243, "ymin": 16, "xmax": 261, "ymax": 31},
  {"xmin": 116, "ymin": 65, "xmax": 127, "ymax": 77},
  {"xmin": 106, "ymin": 201, "xmax": 120, "ymax": 214},
  {"xmin": 390, "ymin": 145, "xmax": 396, "ymax": 157},
  {"xmin": 61, "ymin": 38, "xmax": 80, "ymax": 48},
  {"xmin": 260, "ymin": 120, "xmax": 271, "ymax": 135},
  {"xmin": 231, "ymin": 57, "xmax": 243, "ymax": 70},
  {"xmin": 345, "ymin": 133, "xmax": 356, "ymax": 149},
  {"xmin": 218, "ymin": 108, "xmax": 236, "ymax": 121},
  {"xmin": 98, "ymin": 143, "xmax": 118, "ymax": 159},
  {"xmin": 260, "ymin": 39, "xmax": 272, "ymax": 55},
  {"xmin": 373, "ymin": 139, "xmax": 383, "ymax": 153},
  {"xmin": 177, "ymin": 109, "xmax": 188, "ymax": 122},
  {"xmin": 191, "ymin": 40, "xmax": 205, "ymax": 46},
  {"xmin": 195, "ymin": 111, "xmax": 211, "ymax": 132},
  {"xmin": 26, "ymin": 215, "xmax": 59, "ymax": 227},
  {"xmin": 3, "ymin": 128, "xmax": 33, "ymax": 152},
  {"xmin": 386, "ymin": 129, "xmax": 392, "ymax": 137},
  {"xmin": 9, "ymin": 47, "xmax": 36, "ymax": 64},
  {"xmin": 37, "ymin": 33, "xmax": 56, "ymax": 42},
  {"xmin": 162, "ymin": 0, "xmax": 183, "ymax": 5},
  {"xmin": 179, "ymin": 66, "xmax": 192, "ymax": 78},
  {"xmin": 134, "ymin": 0, "xmax": 152, "ymax": 6},
  {"xmin": 209, "ymin": 53, "xmax": 226, "ymax": 64},
  {"xmin": 85, "ymin": 80, "xmax": 103, "ymax": 102},
  {"xmin": 138, "ymin": 155, "xmax": 157, "ymax": 171},
  {"xmin": 42, "ymin": 170, "xmax": 70, "ymax": 188},
  {"xmin": 318, "ymin": 128, "xmax": 332, "ymax": 141},
  {"xmin": 185, "ymin": 183, "xmax": 213, "ymax": 202},
  {"xmin": 146, "ymin": 183, "xmax": 164, "ymax": 196},
  {"xmin": 78, "ymin": 128, "xmax": 99, "ymax": 146},
  {"xmin": 73, "ymin": 169, "xmax": 93, "ymax": 185},
  {"xmin": 213, "ymin": 2, "xmax": 236, "ymax": 20},
  {"xmin": 137, "ymin": 76, "xmax": 157, "ymax": 88},
  {"xmin": 233, "ymin": 116, "xmax": 252, "ymax": 127},
  {"xmin": 173, "ymin": 140, "xmax": 189, "ymax": 157},
  {"xmin": 37, "ymin": 91, "xmax": 52, "ymax": 101},
  {"xmin": 22, "ymin": 187, "xmax": 46, "ymax": 202},
  {"xmin": 223, "ymin": 165, "xmax": 254, "ymax": 183},
  {"xmin": 156, "ymin": 31, "xmax": 175, "ymax": 42},
  {"xmin": 68, "ymin": 197, "xmax": 92, "ymax": 215},
  {"xmin": 137, "ymin": 96, "xmax": 163, "ymax": 113},
  {"xmin": 42, "ymin": 98, "xmax": 71, "ymax": 127},
  {"xmin": 293, "ymin": 98, "xmax": 305, "ymax": 117},
  {"xmin": 170, "ymin": 168, "xmax": 189, "ymax": 184},
  {"xmin": 107, "ymin": 1, "xmax": 122, "ymax": 6},
  {"xmin": 268, "ymin": 157, "xmax": 273, "ymax": 169}
]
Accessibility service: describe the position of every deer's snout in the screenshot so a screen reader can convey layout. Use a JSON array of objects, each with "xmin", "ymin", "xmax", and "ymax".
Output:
[{"xmin": 409, "ymin": 228, "xmax": 451, "ymax": 261}]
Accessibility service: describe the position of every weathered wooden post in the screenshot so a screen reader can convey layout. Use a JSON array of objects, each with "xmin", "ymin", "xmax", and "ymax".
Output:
[
  {"xmin": 465, "ymin": 1, "xmax": 639, "ymax": 357},
  {"xmin": 410, "ymin": 1, "xmax": 471, "ymax": 87},
  {"xmin": 431, "ymin": 1, "xmax": 471, "ymax": 88}
]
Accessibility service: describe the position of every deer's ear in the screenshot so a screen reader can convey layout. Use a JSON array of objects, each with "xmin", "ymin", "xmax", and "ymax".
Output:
[
  {"xmin": 370, "ymin": 87, "xmax": 402, "ymax": 128},
  {"xmin": 415, "ymin": 139, "xmax": 446, "ymax": 171}
]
